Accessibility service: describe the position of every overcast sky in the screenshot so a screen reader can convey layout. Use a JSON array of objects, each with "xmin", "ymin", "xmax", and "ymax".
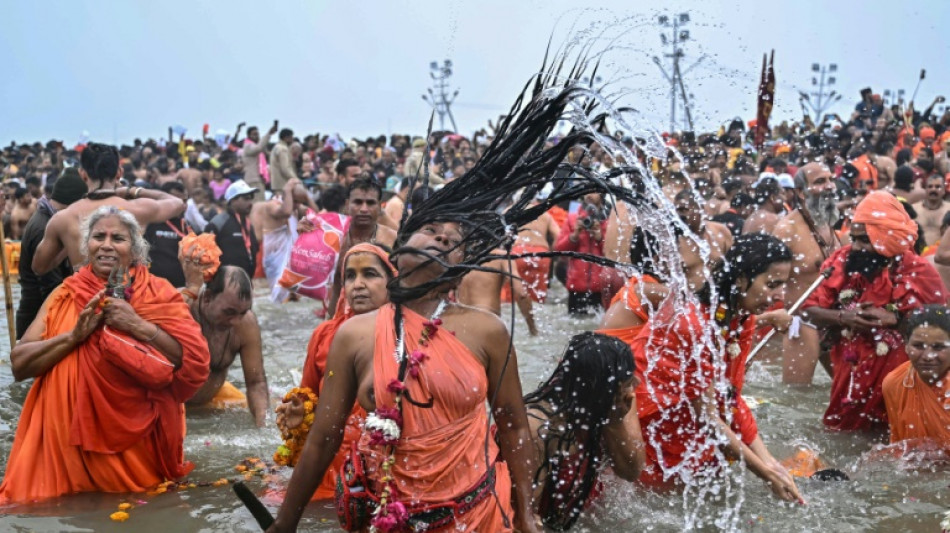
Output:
[{"xmin": 2, "ymin": 0, "xmax": 948, "ymax": 145}]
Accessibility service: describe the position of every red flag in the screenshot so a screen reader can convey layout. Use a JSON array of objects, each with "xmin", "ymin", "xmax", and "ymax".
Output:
[{"xmin": 755, "ymin": 50, "xmax": 775, "ymax": 150}]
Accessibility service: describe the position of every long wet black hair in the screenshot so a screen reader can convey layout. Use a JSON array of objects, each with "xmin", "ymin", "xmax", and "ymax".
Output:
[
  {"xmin": 702, "ymin": 233, "xmax": 792, "ymax": 325},
  {"xmin": 524, "ymin": 332, "xmax": 636, "ymax": 531},
  {"xmin": 386, "ymin": 52, "xmax": 653, "ymax": 304}
]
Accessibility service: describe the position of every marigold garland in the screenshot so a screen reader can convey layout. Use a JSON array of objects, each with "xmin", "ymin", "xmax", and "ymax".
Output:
[{"xmin": 273, "ymin": 387, "xmax": 318, "ymax": 466}]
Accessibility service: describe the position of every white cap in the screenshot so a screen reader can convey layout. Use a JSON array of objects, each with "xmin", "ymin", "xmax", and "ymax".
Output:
[
  {"xmin": 224, "ymin": 179, "xmax": 259, "ymax": 202},
  {"xmin": 776, "ymin": 173, "xmax": 795, "ymax": 189}
]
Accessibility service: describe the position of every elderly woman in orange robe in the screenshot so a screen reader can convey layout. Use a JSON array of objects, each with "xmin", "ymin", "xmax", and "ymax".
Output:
[
  {"xmin": 882, "ymin": 304, "xmax": 950, "ymax": 448},
  {"xmin": 275, "ymin": 243, "xmax": 395, "ymax": 500},
  {"xmin": 0, "ymin": 206, "xmax": 209, "ymax": 504}
]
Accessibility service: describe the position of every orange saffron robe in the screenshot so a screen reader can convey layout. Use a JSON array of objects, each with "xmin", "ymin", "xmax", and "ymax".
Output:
[
  {"xmin": 0, "ymin": 265, "xmax": 210, "ymax": 504},
  {"xmin": 298, "ymin": 306, "xmax": 365, "ymax": 500},
  {"xmin": 882, "ymin": 362, "xmax": 950, "ymax": 447},
  {"xmin": 357, "ymin": 304, "xmax": 513, "ymax": 531}
]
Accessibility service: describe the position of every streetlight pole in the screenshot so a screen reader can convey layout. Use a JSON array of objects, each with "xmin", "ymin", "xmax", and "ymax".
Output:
[
  {"xmin": 653, "ymin": 12, "xmax": 702, "ymax": 133},
  {"xmin": 421, "ymin": 59, "xmax": 459, "ymax": 132},
  {"xmin": 799, "ymin": 62, "xmax": 842, "ymax": 121}
]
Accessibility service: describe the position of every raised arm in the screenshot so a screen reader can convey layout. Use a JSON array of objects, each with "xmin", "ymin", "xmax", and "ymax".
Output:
[
  {"xmin": 485, "ymin": 317, "xmax": 541, "ymax": 533},
  {"xmin": 237, "ymin": 312, "xmax": 269, "ymax": 427},
  {"xmin": 118, "ymin": 186, "xmax": 187, "ymax": 224},
  {"xmin": 11, "ymin": 290, "xmax": 103, "ymax": 381},
  {"xmin": 268, "ymin": 321, "xmax": 361, "ymax": 533}
]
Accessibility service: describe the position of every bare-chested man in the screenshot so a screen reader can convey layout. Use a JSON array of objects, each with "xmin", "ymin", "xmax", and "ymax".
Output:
[
  {"xmin": 674, "ymin": 189, "xmax": 732, "ymax": 291},
  {"xmin": 912, "ymin": 174, "xmax": 950, "ymax": 247},
  {"xmin": 9, "ymin": 188, "xmax": 36, "ymax": 240},
  {"xmin": 742, "ymin": 177, "xmax": 785, "ymax": 234},
  {"xmin": 890, "ymin": 165, "xmax": 927, "ymax": 205},
  {"xmin": 874, "ymin": 151, "xmax": 897, "ymax": 190},
  {"xmin": 457, "ymin": 254, "xmax": 538, "ymax": 336},
  {"xmin": 382, "ymin": 177, "xmax": 411, "ymax": 230},
  {"xmin": 327, "ymin": 178, "xmax": 397, "ymax": 316},
  {"xmin": 180, "ymin": 261, "xmax": 268, "ymax": 427},
  {"xmin": 33, "ymin": 143, "xmax": 185, "ymax": 275},
  {"xmin": 773, "ymin": 163, "xmax": 841, "ymax": 384},
  {"xmin": 259, "ymin": 177, "xmax": 318, "ymax": 301}
]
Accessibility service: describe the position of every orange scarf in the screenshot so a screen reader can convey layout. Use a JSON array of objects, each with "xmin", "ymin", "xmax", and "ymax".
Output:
[{"xmin": 883, "ymin": 361, "xmax": 950, "ymax": 446}]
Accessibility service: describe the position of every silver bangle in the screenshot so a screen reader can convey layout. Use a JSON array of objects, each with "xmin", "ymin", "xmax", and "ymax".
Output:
[{"xmin": 145, "ymin": 325, "xmax": 161, "ymax": 342}]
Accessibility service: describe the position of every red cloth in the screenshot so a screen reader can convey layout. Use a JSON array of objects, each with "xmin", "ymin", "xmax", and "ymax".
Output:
[
  {"xmin": 553, "ymin": 210, "xmax": 608, "ymax": 293},
  {"xmin": 597, "ymin": 275, "xmax": 657, "ymax": 349},
  {"xmin": 803, "ymin": 246, "xmax": 946, "ymax": 430},
  {"xmin": 500, "ymin": 243, "xmax": 552, "ymax": 303},
  {"xmin": 0, "ymin": 265, "xmax": 209, "ymax": 504},
  {"xmin": 547, "ymin": 206, "xmax": 568, "ymax": 230},
  {"xmin": 630, "ymin": 301, "xmax": 758, "ymax": 484},
  {"xmin": 852, "ymin": 191, "xmax": 919, "ymax": 257}
]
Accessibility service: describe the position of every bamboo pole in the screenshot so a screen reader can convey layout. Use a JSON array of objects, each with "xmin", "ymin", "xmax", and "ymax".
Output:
[{"xmin": 0, "ymin": 221, "xmax": 15, "ymax": 350}]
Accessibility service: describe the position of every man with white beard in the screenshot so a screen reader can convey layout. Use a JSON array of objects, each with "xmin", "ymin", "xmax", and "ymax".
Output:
[{"xmin": 772, "ymin": 163, "xmax": 843, "ymax": 384}]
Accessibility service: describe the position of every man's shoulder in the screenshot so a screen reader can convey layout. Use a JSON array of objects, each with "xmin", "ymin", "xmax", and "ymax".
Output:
[{"xmin": 774, "ymin": 210, "xmax": 804, "ymax": 234}]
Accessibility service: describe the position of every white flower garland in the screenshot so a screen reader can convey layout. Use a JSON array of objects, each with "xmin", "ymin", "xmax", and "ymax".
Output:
[{"xmin": 365, "ymin": 412, "xmax": 401, "ymax": 441}]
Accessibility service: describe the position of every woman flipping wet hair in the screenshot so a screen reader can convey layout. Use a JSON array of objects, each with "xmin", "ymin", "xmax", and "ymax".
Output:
[
  {"xmin": 524, "ymin": 332, "xmax": 645, "ymax": 530},
  {"xmin": 271, "ymin": 49, "xmax": 654, "ymax": 533}
]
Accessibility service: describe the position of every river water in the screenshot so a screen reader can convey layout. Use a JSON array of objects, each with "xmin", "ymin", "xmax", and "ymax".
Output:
[{"xmin": 0, "ymin": 282, "xmax": 947, "ymax": 532}]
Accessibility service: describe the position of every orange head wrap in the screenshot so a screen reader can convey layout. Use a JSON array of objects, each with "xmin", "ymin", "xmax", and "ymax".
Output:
[
  {"xmin": 335, "ymin": 243, "xmax": 397, "ymax": 317},
  {"xmin": 851, "ymin": 191, "xmax": 918, "ymax": 257},
  {"xmin": 920, "ymin": 126, "xmax": 936, "ymax": 141},
  {"xmin": 178, "ymin": 232, "xmax": 223, "ymax": 281}
]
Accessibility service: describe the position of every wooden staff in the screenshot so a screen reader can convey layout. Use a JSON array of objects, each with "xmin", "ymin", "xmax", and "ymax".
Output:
[
  {"xmin": 0, "ymin": 221, "xmax": 15, "ymax": 350},
  {"xmin": 745, "ymin": 267, "xmax": 834, "ymax": 366}
]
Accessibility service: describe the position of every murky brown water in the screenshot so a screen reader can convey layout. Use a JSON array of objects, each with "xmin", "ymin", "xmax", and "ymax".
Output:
[{"xmin": 0, "ymin": 283, "xmax": 947, "ymax": 532}]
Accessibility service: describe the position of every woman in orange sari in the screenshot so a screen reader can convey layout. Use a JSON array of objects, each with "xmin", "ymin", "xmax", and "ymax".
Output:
[
  {"xmin": 0, "ymin": 206, "xmax": 210, "ymax": 505},
  {"xmin": 275, "ymin": 243, "xmax": 396, "ymax": 500},
  {"xmin": 882, "ymin": 304, "xmax": 950, "ymax": 448}
]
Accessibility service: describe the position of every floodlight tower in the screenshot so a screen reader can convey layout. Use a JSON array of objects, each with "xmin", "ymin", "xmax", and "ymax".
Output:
[{"xmin": 421, "ymin": 59, "xmax": 459, "ymax": 132}]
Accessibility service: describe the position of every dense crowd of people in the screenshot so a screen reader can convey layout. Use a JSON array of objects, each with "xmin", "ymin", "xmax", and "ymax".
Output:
[{"xmin": 0, "ymin": 80, "xmax": 949, "ymax": 532}]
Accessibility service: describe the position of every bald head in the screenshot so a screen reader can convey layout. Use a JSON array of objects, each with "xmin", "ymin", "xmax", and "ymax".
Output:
[
  {"xmin": 800, "ymin": 163, "xmax": 833, "ymax": 186},
  {"xmin": 206, "ymin": 265, "xmax": 253, "ymax": 302}
]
